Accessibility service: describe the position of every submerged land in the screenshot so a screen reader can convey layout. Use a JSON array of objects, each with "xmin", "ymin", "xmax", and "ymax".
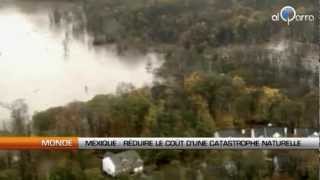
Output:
[{"xmin": 0, "ymin": 0, "xmax": 319, "ymax": 179}]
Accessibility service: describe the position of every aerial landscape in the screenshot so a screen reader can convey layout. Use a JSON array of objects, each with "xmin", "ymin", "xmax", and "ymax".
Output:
[{"xmin": 0, "ymin": 0, "xmax": 319, "ymax": 179}]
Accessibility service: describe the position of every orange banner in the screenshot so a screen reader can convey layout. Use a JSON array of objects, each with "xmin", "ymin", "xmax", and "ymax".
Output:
[{"xmin": 0, "ymin": 137, "xmax": 78, "ymax": 150}]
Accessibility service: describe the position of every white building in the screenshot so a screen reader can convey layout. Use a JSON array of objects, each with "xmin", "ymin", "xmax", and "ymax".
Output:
[{"xmin": 102, "ymin": 150, "xmax": 143, "ymax": 177}]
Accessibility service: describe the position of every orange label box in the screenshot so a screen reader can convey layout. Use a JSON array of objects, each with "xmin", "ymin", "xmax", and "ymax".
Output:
[{"xmin": 0, "ymin": 137, "xmax": 78, "ymax": 150}]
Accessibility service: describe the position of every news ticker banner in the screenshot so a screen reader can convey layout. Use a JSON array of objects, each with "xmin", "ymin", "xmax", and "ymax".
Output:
[{"xmin": 0, "ymin": 137, "xmax": 318, "ymax": 150}]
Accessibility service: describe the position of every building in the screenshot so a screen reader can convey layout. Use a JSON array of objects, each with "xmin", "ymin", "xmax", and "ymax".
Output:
[
  {"xmin": 251, "ymin": 127, "xmax": 287, "ymax": 138},
  {"xmin": 266, "ymin": 127, "xmax": 287, "ymax": 137},
  {"xmin": 102, "ymin": 150, "xmax": 144, "ymax": 177}
]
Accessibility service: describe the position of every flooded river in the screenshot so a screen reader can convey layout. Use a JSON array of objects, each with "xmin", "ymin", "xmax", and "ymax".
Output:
[{"xmin": 0, "ymin": 1, "xmax": 161, "ymax": 121}]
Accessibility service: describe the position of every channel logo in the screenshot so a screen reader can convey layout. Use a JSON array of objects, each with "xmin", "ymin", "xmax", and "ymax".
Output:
[{"xmin": 272, "ymin": 5, "xmax": 314, "ymax": 25}]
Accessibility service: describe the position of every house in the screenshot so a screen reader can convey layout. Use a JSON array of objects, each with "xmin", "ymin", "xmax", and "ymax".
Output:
[
  {"xmin": 102, "ymin": 150, "xmax": 144, "ymax": 177},
  {"xmin": 266, "ymin": 127, "xmax": 287, "ymax": 137},
  {"xmin": 251, "ymin": 127, "xmax": 287, "ymax": 138}
]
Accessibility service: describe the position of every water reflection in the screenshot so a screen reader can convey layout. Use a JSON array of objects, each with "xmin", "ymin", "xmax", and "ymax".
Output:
[{"xmin": 0, "ymin": 2, "xmax": 161, "ymax": 120}]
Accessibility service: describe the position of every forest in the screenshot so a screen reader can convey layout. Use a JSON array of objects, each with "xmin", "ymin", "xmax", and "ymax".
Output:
[{"xmin": 0, "ymin": 0, "xmax": 319, "ymax": 179}]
